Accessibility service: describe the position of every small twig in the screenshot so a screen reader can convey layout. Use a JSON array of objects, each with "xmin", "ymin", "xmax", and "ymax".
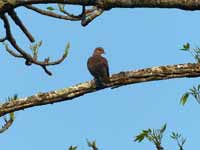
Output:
[
  {"xmin": 43, "ymin": 53, "xmax": 68, "ymax": 65},
  {"xmin": 42, "ymin": 65, "xmax": 52, "ymax": 75},
  {"xmin": 4, "ymin": 44, "xmax": 23, "ymax": 58},
  {"xmin": 0, "ymin": 37, "xmax": 7, "ymax": 42},
  {"xmin": 7, "ymin": 9, "xmax": 35, "ymax": 42},
  {"xmin": 58, "ymin": 4, "xmax": 84, "ymax": 18},
  {"xmin": 156, "ymin": 144, "xmax": 164, "ymax": 150},
  {"xmin": 25, "ymin": 5, "xmax": 81, "ymax": 21},
  {"xmin": 0, "ymin": 113, "xmax": 14, "ymax": 134},
  {"xmin": 0, "ymin": 118, "xmax": 14, "ymax": 133}
]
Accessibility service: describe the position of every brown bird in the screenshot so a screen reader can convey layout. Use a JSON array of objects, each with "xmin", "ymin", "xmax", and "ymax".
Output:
[{"xmin": 87, "ymin": 47, "xmax": 110, "ymax": 86}]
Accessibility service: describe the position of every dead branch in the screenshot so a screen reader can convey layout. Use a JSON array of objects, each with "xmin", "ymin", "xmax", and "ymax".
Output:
[{"xmin": 0, "ymin": 63, "xmax": 199, "ymax": 117}]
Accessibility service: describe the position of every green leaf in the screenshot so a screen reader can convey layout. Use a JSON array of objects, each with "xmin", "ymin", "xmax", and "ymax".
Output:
[
  {"xmin": 134, "ymin": 134, "xmax": 145, "ymax": 142},
  {"xmin": 46, "ymin": 6, "xmax": 55, "ymax": 11},
  {"xmin": 146, "ymin": 135, "xmax": 154, "ymax": 142},
  {"xmin": 68, "ymin": 146, "xmax": 77, "ymax": 150},
  {"xmin": 189, "ymin": 87, "xmax": 196, "ymax": 94},
  {"xmin": 13, "ymin": 94, "xmax": 18, "ymax": 100},
  {"xmin": 37, "ymin": 40, "xmax": 42, "ymax": 47},
  {"xmin": 170, "ymin": 132, "xmax": 176, "ymax": 139},
  {"xmin": 180, "ymin": 42, "xmax": 190, "ymax": 51},
  {"xmin": 134, "ymin": 130, "xmax": 150, "ymax": 142},
  {"xmin": 58, "ymin": 4, "xmax": 65, "ymax": 12},
  {"xmin": 142, "ymin": 129, "xmax": 149, "ymax": 135},
  {"xmin": 64, "ymin": 42, "xmax": 70, "ymax": 57},
  {"xmin": 160, "ymin": 123, "xmax": 167, "ymax": 133},
  {"xmin": 180, "ymin": 92, "xmax": 189, "ymax": 105},
  {"xmin": 87, "ymin": 140, "xmax": 98, "ymax": 150},
  {"xmin": 92, "ymin": 141, "xmax": 96, "ymax": 147},
  {"xmin": 9, "ymin": 112, "xmax": 15, "ymax": 121},
  {"xmin": 197, "ymin": 84, "xmax": 200, "ymax": 91},
  {"xmin": 29, "ymin": 41, "xmax": 42, "ymax": 59}
]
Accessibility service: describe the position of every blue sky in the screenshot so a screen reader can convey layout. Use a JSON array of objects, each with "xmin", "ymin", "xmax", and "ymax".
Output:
[{"xmin": 0, "ymin": 5, "xmax": 200, "ymax": 150}]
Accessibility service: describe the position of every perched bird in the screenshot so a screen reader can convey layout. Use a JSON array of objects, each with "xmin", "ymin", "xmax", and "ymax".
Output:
[{"xmin": 87, "ymin": 47, "xmax": 110, "ymax": 86}]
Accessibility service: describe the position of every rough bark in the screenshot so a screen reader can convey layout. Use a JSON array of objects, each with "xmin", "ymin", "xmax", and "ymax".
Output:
[
  {"xmin": 0, "ymin": 63, "xmax": 199, "ymax": 117},
  {"xmin": 14, "ymin": 0, "xmax": 200, "ymax": 10},
  {"xmin": 1, "ymin": 0, "xmax": 200, "ymax": 13}
]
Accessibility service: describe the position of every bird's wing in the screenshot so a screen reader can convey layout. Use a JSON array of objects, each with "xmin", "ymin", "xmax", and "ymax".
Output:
[
  {"xmin": 87, "ymin": 56, "xmax": 110, "ymax": 84},
  {"xmin": 97, "ymin": 56, "xmax": 110, "ymax": 83},
  {"xmin": 100, "ymin": 57, "xmax": 109, "ymax": 77},
  {"xmin": 87, "ymin": 57, "xmax": 98, "ymax": 78}
]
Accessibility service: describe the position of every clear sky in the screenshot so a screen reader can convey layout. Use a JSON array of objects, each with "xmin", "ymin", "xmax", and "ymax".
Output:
[{"xmin": 0, "ymin": 5, "xmax": 200, "ymax": 150}]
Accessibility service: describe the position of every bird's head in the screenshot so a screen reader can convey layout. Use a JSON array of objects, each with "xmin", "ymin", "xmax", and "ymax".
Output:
[{"xmin": 93, "ymin": 47, "xmax": 105, "ymax": 56}]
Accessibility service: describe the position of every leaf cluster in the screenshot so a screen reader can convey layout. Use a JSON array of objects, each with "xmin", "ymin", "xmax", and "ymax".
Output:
[
  {"xmin": 135, "ymin": 124, "xmax": 187, "ymax": 150},
  {"xmin": 180, "ymin": 85, "xmax": 200, "ymax": 105},
  {"xmin": 134, "ymin": 124, "xmax": 167, "ymax": 150},
  {"xmin": 68, "ymin": 146, "xmax": 78, "ymax": 150},
  {"xmin": 171, "ymin": 132, "xmax": 186, "ymax": 150},
  {"xmin": 180, "ymin": 42, "xmax": 200, "ymax": 63},
  {"xmin": 67, "ymin": 140, "xmax": 98, "ymax": 150},
  {"xmin": 29, "ymin": 41, "xmax": 42, "ymax": 60}
]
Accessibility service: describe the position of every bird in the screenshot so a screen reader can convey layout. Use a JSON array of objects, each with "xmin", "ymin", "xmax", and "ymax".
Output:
[{"xmin": 87, "ymin": 47, "xmax": 110, "ymax": 86}]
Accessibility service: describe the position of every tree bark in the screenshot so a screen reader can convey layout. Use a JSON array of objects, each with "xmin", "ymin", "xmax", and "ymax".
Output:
[
  {"xmin": 0, "ymin": 63, "xmax": 199, "ymax": 117},
  {"xmin": 14, "ymin": 0, "xmax": 200, "ymax": 10}
]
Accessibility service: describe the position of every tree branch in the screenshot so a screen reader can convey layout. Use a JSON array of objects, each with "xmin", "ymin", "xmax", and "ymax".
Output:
[
  {"xmin": 25, "ymin": 5, "xmax": 81, "ymax": 21},
  {"xmin": 0, "ymin": 37, "xmax": 7, "ymax": 42},
  {"xmin": 0, "ymin": 113, "xmax": 14, "ymax": 133},
  {"xmin": 14, "ymin": 0, "xmax": 200, "ymax": 11},
  {"xmin": 4, "ymin": 43, "xmax": 23, "ymax": 58},
  {"xmin": 7, "ymin": 9, "xmax": 35, "ymax": 42},
  {"xmin": 1, "ymin": 14, "xmax": 68, "ymax": 75},
  {"xmin": 0, "ymin": 63, "xmax": 199, "ymax": 117},
  {"xmin": 81, "ymin": 6, "xmax": 104, "ymax": 26}
]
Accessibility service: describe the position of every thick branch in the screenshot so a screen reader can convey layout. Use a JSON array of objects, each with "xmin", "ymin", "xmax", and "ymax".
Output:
[
  {"xmin": 14, "ymin": 0, "xmax": 200, "ymax": 11},
  {"xmin": 0, "ymin": 63, "xmax": 200, "ymax": 117}
]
